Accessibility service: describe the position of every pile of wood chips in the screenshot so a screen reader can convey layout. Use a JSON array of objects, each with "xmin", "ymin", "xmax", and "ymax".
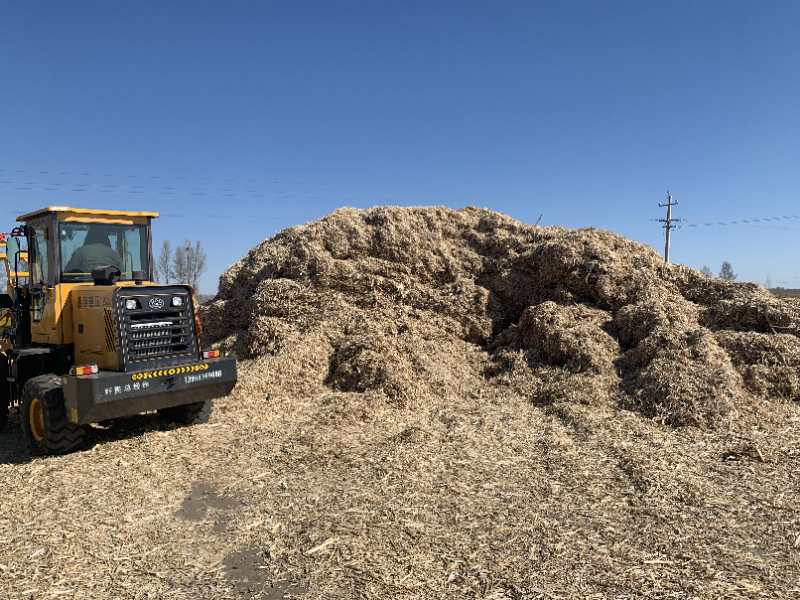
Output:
[{"xmin": 2, "ymin": 206, "xmax": 800, "ymax": 598}]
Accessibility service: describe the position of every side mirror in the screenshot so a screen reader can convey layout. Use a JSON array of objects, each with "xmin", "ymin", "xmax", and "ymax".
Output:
[{"xmin": 0, "ymin": 294, "xmax": 12, "ymax": 309}]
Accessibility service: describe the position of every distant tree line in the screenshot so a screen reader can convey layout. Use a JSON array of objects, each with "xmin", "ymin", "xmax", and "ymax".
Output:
[
  {"xmin": 155, "ymin": 240, "xmax": 207, "ymax": 291},
  {"xmin": 700, "ymin": 262, "xmax": 737, "ymax": 281}
]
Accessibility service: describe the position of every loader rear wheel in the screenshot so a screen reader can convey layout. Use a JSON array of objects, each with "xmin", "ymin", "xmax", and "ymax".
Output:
[
  {"xmin": 158, "ymin": 400, "xmax": 212, "ymax": 425},
  {"xmin": 21, "ymin": 375, "xmax": 86, "ymax": 455}
]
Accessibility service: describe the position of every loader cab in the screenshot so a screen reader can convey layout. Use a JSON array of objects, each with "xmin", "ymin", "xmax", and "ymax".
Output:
[
  {"xmin": 17, "ymin": 207, "xmax": 156, "ymax": 287},
  {"xmin": 10, "ymin": 207, "xmax": 158, "ymax": 347}
]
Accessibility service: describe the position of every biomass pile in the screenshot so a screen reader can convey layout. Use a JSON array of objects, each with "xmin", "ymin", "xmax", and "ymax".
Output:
[
  {"xmin": 2, "ymin": 206, "xmax": 800, "ymax": 599},
  {"xmin": 203, "ymin": 205, "xmax": 800, "ymax": 429}
]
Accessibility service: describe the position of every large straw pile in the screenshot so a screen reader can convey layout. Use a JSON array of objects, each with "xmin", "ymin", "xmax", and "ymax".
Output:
[
  {"xmin": 3, "ymin": 206, "xmax": 800, "ymax": 599},
  {"xmin": 203, "ymin": 205, "xmax": 800, "ymax": 429}
]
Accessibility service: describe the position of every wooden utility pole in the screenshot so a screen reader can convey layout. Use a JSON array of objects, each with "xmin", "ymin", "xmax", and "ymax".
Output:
[{"xmin": 658, "ymin": 191, "xmax": 679, "ymax": 263}]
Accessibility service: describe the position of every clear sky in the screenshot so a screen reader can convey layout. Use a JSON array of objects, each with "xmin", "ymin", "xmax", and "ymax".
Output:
[{"xmin": 2, "ymin": 1, "xmax": 800, "ymax": 292}]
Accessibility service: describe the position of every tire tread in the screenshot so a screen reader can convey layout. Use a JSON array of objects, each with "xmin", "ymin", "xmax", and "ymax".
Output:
[{"xmin": 21, "ymin": 374, "xmax": 86, "ymax": 454}]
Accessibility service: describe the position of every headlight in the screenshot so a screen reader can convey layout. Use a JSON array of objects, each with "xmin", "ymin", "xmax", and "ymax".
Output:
[
  {"xmin": 125, "ymin": 299, "xmax": 138, "ymax": 310},
  {"xmin": 171, "ymin": 296, "xmax": 184, "ymax": 307}
]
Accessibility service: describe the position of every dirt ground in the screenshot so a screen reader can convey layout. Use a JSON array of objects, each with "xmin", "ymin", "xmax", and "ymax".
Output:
[{"xmin": 1, "ymin": 359, "xmax": 799, "ymax": 599}]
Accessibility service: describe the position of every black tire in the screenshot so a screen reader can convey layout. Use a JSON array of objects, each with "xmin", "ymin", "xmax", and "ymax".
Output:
[
  {"xmin": 21, "ymin": 374, "xmax": 86, "ymax": 454},
  {"xmin": 157, "ymin": 400, "xmax": 212, "ymax": 425},
  {"xmin": 0, "ymin": 357, "xmax": 8, "ymax": 431},
  {"xmin": 0, "ymin": 394, "xmax": 7, "ymax": 432}
]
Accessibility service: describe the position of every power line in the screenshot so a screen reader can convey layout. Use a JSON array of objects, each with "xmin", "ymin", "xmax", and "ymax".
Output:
[
  {"xmin": 0, "ymin": 170, "xmax": 337, "ymax": 221},
  {"xmin": 0, "ymin": 165, "xmax": 333, "ymax": 208},
  {"xmin": 649, "ymin": 212, "xmax": 800, "ymax": 233},
  {"xmin": 678, "ymin": 214, "xmax": 800, "ymax": 229},
  {"xmin": 0, "ymin": 178, "xmax": 271, "ymax": 199},
  {"xmin": 0, "ymin": 166, "xmax": 262, "ymax": 187},
  {"xmin": 0, "ymin": 165, "xmax": 333, "ymax": 192}
]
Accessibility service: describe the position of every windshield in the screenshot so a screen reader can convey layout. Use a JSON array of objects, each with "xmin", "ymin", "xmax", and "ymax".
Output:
[{"xmin": 59, "ymin": 222, "xmax": 149, "ymax": 282}]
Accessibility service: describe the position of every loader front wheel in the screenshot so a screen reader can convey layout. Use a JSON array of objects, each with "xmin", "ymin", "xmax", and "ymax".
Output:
[
  {"xmin": 158, "ymin": 400, "xmax": 212, "ymax": 425},
  {"xmin": 21, "ymin": 375, "xmax": 86, "ymax": 455}
]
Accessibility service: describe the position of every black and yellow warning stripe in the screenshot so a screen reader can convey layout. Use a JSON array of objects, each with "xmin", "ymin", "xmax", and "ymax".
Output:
[{"xmin": 131, "ymin": 363, "xmax": 209, "ymax": 381}]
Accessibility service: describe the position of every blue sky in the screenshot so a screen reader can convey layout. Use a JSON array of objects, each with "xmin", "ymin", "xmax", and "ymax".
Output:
[{"xmin": 2, "ymin": 1, "xmax": 800, "ymax": 292}]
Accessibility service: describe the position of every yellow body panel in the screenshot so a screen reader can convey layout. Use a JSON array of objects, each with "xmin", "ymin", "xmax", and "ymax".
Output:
[
  {"xmin": 29, "ymin": 281, "xmax": 159, "ymax": 348},
  {"xmin": 56, "ymin": 213, "xmax": 150, "ymax": 226},
  {"xmin": 29, "ymin": 285, "xmax": 62, "ymax": 344},
  {"xmin": 17, "ymin": 206, "xmax": 159, "ymax": 221},
  {"xmin": 69, "ymin": 286, "xmax": 119, "ymax": 369},
  {"xmin": 62, "ymin": 217, "xmax": 137, "ymax": 225}
]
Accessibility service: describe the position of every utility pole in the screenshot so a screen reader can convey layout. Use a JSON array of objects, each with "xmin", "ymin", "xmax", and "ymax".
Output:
[{"xmin": 658, "ymin": 191, "xmax": 679, "ymax": 263}]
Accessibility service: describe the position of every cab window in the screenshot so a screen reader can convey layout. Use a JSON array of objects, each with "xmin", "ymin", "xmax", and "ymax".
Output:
[
  {"xmin": 29, "ymin": 225, "xmax": 51, "ymax": 285},
  {"xmin": 59, "ymin": 222, "xmax": 149, "ymax": 282}
]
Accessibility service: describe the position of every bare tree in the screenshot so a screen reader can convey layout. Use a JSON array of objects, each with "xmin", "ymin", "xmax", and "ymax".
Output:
[
  {"xmin": 157, "ymin": 240, "xmax": 172, "ymax": 283},
  {"xmin": 172, "ymin": 240, "xmax": 207, "ymax": 291},
  {"xmin": 172, "ymin": 242, "xmax": 189, "ymax": 286},
  {"xmin": 189, "ymin": 241, "xmax": 207, "ymax": 290},
  {"xmin": 701, "ymin": 265, "xmax": 713, "ymax": 277},
  {"xmin": 719, "ymin": 261, "xmax": 737, "ymax": 281}
]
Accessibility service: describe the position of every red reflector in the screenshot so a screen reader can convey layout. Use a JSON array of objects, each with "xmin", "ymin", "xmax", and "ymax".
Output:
[{"xmin": 203, "ymin": 350, "xmax": 220, "ymax": 359}]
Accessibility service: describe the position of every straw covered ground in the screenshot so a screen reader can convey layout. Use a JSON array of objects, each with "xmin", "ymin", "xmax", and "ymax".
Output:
[{"xmin": 2, "ymin": 205, "xmax": 800, "ymax": 599}]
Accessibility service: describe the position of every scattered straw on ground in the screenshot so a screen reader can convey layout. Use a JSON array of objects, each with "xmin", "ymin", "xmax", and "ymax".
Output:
[{"xmin": 2, "ymin": 205, "xmax": 800, "ymax": 599}]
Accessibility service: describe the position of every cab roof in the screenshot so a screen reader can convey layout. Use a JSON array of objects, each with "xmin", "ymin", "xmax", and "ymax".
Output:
[{"xmin": 17, "ymin": 206, "xmax": 160, "ymax": 222}]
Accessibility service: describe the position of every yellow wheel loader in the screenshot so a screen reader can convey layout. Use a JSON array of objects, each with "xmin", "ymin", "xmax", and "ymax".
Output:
[{"xmin": 0, "ymin": 206, "xmax": 237, "ymax": 454}]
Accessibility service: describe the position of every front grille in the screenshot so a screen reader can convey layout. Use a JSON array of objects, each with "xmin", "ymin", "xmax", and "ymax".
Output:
[{"xmin": 116, "ymin": 288, "xmax": 199, "ymax": 370}]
